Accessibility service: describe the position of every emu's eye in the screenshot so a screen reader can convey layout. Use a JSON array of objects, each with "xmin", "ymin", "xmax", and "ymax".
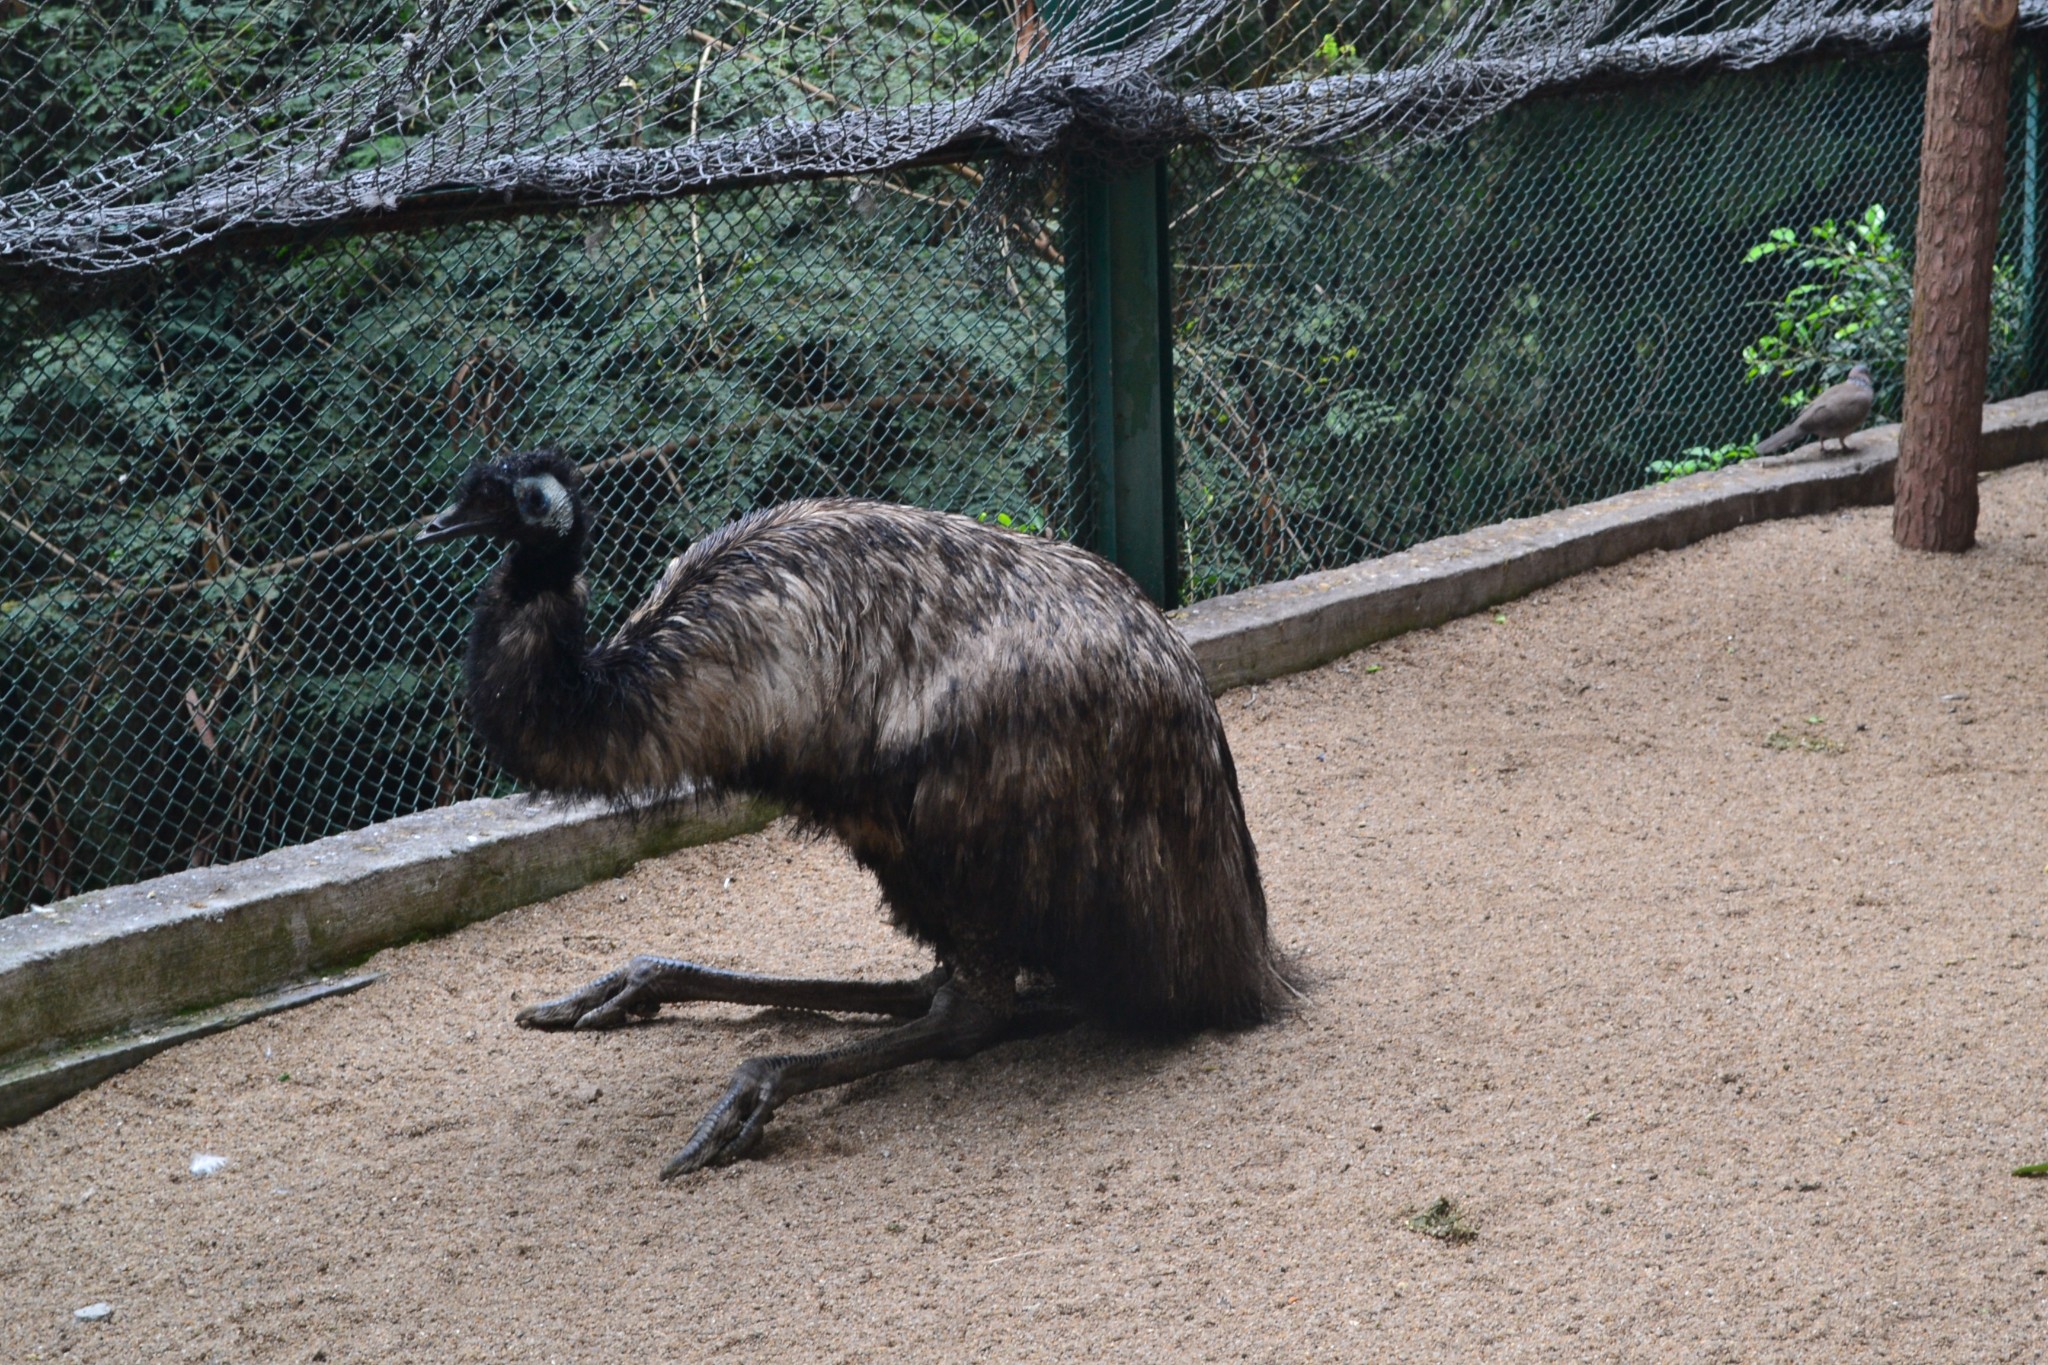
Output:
[{"xmin": 512, "ymin": 473, "xmax": 574, "ymax": 534}]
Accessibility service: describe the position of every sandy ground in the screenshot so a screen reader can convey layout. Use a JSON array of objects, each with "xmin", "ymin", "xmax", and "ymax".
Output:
[{"xmin": 6, "ymin": 464, "xmax": 2048, "ymax": 1363}]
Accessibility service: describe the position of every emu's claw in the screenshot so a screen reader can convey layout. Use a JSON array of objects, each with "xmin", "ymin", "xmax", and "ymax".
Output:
[
  {"xmin": 662, "ymin": 1058, "xmax": 784, "ymax": 1178},
  {"xmin": 514, "ymin": 964, "xmax": 662, "ymax": 1031}
]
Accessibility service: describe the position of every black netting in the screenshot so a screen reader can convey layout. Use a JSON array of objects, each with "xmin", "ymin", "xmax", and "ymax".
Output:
[
  {"xmin": 7, "ymin": 3, "xmax": 2023, "ymax": 277},
  {"xmin": 6, "ymin": 4, "xmax": 2048, "ymax": 912}
]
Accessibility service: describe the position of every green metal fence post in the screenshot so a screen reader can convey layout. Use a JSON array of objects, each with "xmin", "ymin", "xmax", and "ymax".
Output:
[
  {"xmin": 2022, "ymin": 43, "xmax": 2048, "ymax": 388},
  {"xmin": 1065, "ymin": 159, "xmax": 1179, "ymax": 607}
]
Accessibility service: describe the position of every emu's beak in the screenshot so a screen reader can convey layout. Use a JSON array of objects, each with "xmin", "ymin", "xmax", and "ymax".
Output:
[{"xmin": 416, "ymin": 505, "xmax": 488, "ymax": 543}]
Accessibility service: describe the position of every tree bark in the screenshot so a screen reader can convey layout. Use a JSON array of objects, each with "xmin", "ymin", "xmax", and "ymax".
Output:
[{"xmin": 1897, "ymin": 0, "xmax": 2018, "ymax": 552}]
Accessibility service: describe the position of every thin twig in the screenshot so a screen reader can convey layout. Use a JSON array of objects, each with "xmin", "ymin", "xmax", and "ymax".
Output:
[
  {"xmin": 1200, "ymin": 342, "xmax": 1319, "ymax": 385},
  {"xmin": 0, "ymin": 508, "xmax": 124, "ymax": 589},
  {"xmin": 688, "ymin": 34, "xmax": 714, "ymax": 326},
  {"xmin": 1170, "ymin": 160, "xmax": 1255, "ymax": 232},
  {"xmin": 41, "ymin": 391, "xmax": 992, "ymax": 602},
  {"xmin": 146, "ymin": 324, "xmax": 243, "ymax": 579},
  {"xmin": 285, "ymin": 313, "xmax": 449, "ymax": 418},
  {"xmin": 1178, "ymin": 347, "xmax": 1312, "ymax": 565},
  {"xmin": 688, "ymin": 26, "xmax": 840, "ymax": 108},
  {"xmin": 66, "ymin": 524, "xmax": 414, "ymax": 603},
  {"xmin": 846, "ymin": 175, "xmax": 1062, "ymax": 267},
  {"xmin": 214, "ymin": 595, "xmax": 274, "ymax": 702},
  {"xmin": 847, "ymin": 176, "xmax": 973, "ymax": 213},
  {"xmin": 697, "ymin": 5, "xmax": 986, "ymax": 194},
  {"xmin": 585, "ymin": 390, "xmax": 993, "ymax": 473}
]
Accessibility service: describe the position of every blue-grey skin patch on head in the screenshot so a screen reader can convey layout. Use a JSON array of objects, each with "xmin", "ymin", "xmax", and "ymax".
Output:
[{"xmin": 516, "ymin": 474, "xmax": 575, "ymax": 536}]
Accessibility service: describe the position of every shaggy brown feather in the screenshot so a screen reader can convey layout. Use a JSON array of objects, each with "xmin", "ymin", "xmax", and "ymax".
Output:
[{"xmin": 440, "ymin": 453, "xmax": 1283, "ymax": 1032}]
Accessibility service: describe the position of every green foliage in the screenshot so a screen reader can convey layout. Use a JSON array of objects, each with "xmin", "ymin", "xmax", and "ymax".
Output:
[
  {"xmin": 1648, "ymin": 199, "xmax": 2030, "ymax": 482},
  {"xmin": 0, "ymin": 2, "xmax": 400, "ymax": 192},
  {"xmin": 1740, "ymin": 202, "xmax": 2025, "ymax": 415},
  {"xmin": 8, "ymin": 18, "xmax": 2048, "ymax": 912},
  {"xmin": 1646, "ymin": 442, "xmax": 1757, "ymax": 481},
  {"xmin": 1406, "ymin": 1196, "xmax": 1478, "ymax": 1243},
  {"xmin": 0, "ymin": 172, "xmax": 1064, "ymax": 912},
  {"xmin": 1, "ymin": 0, "xmax": 1079, "ymax": 911},
  {"xmin": 1175, "ymin": 52, "xmax": 1963, "ymax": 594},
  {"xmin": 1313, "ymin": 33, "xmax": 1362, "ymax": 71},
  {"xmin": 0, "ymin": 1, "xmax": 1013, "ymax": 201},
  {"xmin": 977, "ymin": 509, "xmax": 1048, "ymax": 534},
  {"xmin": 1741, "ymin": 203, "xmax": 1907, "ymax": 410}
]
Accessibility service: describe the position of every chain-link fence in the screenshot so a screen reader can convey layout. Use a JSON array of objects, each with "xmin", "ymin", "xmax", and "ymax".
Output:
[
  {"xmin": 6, "ymin": 8, "xmax": 2048, "ymax": 914},
  {"xmin": 2, "ymin": 171, "xmax": 1069, "ymax": 912},
  {"xmin": 1172, "ymin": 48, "xmax": 2047, "ymax": 597}
]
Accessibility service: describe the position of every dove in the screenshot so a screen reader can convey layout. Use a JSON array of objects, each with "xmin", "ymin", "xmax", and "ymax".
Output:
[{"xmin": 1753, "ymin": 364, "xmax": 1874, "ymax": 456}]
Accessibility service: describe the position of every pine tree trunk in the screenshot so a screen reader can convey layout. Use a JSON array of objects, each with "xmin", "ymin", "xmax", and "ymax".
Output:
[{"xmin": 1896, "ymin": 0, "xmax": 2018, "ymax": 552}]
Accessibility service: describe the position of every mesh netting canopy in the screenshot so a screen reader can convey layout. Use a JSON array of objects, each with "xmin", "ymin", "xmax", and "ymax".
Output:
[{"xmin": 2, "ymin": 0, "xmax": 2022, "ymax": 276}]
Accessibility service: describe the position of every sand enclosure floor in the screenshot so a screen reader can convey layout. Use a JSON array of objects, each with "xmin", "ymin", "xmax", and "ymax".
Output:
[{"xmin": 6, "ymin": 464, "xmax": 2048, "ymax": 1363}]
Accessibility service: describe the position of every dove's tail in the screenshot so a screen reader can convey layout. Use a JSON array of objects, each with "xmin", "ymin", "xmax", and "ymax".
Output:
[{"xmin": 1751, "ymin": 421, "xmax": 1804, "ymax": 457}]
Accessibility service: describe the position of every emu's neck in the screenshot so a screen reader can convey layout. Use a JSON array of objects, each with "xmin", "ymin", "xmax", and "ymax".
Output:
[
  {"xmin": 472, "ymin": 539, "xmax": 588, "ymax": 665},
  {"xmin": 499, "ymin": 535, "xmax": 585, "ymax": 603},
  {"xmin": 464, "ymin": 536, "xmax": 619, "ymax": 796}
]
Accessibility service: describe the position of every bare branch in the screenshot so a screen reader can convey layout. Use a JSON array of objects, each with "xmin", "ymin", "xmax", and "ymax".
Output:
[
  {"xmin": 38, "ymin": 390, "xmax": 998, "ymax": 605},
  {"xmin": 0, "ymin": 508, "xmax": 125, "ymax": 590},
  {"xmin": 585, "ymin": 389, "xmax": 994, "ymax": 474},
  {"xmin": 65, "ymin": 524, "xmax": 414, "ymax": 604}
]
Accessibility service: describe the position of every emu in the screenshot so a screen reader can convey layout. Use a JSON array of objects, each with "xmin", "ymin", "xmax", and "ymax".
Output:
[{"xmin": 419, "ymin": 448, "xmax": 1285, "ymax": 1176}]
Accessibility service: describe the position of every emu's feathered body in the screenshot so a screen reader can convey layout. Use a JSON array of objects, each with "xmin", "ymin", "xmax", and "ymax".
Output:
[
  {"xmin": 423, "ymin": 449, "xmax": 1278, "ymax": 1173},
  {"xmin": 468, "ymin": 495, "xmax": 1273, "ymax": 1031}
]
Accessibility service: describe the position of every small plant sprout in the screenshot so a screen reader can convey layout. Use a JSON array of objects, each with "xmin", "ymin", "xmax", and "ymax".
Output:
[{"xmin": 1406, "ymin": 1196, "xmax": 1478, "ymax": 1243}]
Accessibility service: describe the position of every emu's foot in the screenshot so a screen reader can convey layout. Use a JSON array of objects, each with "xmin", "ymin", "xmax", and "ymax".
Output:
[
  {"xmin": 662, "ymin": 1057, "xmax": 786, "ymax": 1178},
  {"xmin": 516, "ymin": 957, "xmax": 953, "ymax": 1033},
  {"xmin": 514, "ymin": 960, "xmax": 662, "ymax": 1032},
  {"xmin": 656, "ymin": 977, "xmax": 1049, "ymax": 1178}
]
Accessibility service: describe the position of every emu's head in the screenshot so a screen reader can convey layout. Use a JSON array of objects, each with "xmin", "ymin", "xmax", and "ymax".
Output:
[{"xmin": 418, "ymin": 448, "xmax": 585, "ymax": 548}]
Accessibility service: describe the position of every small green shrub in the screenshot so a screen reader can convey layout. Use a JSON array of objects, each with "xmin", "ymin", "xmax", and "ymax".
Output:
[
  {"xmin": 1740, "ymin": 202, "xmax": 2023, "ymax": 414},
  {"xmin": 1646, "ymin": 442, "xmax": 1756, "ymax": 481},
  {"xmin": 1406, "ymin": 1196, "xmax": 1478, "ymax": 1243}
]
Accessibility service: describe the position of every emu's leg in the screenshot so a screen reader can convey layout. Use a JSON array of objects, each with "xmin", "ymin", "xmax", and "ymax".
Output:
[
  {"xmin": 663, "ymin": 972, "xmax": 1071, "ymax": 1177},
  {"xmin": 515, "ymin": 959, "xmax": 951, "ymax": 1031}
]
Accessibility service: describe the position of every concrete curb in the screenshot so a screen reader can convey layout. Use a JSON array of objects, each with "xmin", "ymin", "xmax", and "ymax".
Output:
[
  {"xmin": 0, "ymin": 972, "xmax": 382, "ymax": 1129},
  {"xmin": 1175, "ymin": 393, "xmax": 2048, "ymax": 690},
  {"xmin": 6, "ymin": 391, "xmax": 2046, "ymax": 1125},
  {"xmin": 0, "ymin": 792, "xmax": 775, "ymax": 1120}
]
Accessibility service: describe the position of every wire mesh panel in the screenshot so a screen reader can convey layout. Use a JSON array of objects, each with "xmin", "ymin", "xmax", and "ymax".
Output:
[
  {"xmin": 1172, "ymin": 48, "xmax": 2047, "ymax": 600},
  {"xmin": 0, "ymin": 169, "xmax": 1065, "ymax": 913},
  {"xmin": 9, "ymin": 2, "xmax": 2048, "ymax": 912}
]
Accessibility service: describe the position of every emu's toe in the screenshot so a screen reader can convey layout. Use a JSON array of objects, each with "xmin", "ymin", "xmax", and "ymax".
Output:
[
  {"xmin": 514, "ymin": 966, "xmax": 655, "ymax": 1031},
  {"xmin": 513, "ymin": 995, "xmax": 592, "ymax": 1030},
  {"xmin": 662, "ymin": 1059, "xmax": 783, "ymax": 1178}
]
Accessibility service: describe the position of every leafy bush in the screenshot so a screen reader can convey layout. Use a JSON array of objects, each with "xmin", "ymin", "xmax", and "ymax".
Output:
[
  {"xmin": 1741, "ymin": 201, "xmax": 2024, "ymax": 417},
  {"xmin": 1650, "ymin": 202, "xmax": 2026, "ymax": 482},
  {"xmin": 1179, "ymin": 55, "xmax": 1944, "ymax": 582}
]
